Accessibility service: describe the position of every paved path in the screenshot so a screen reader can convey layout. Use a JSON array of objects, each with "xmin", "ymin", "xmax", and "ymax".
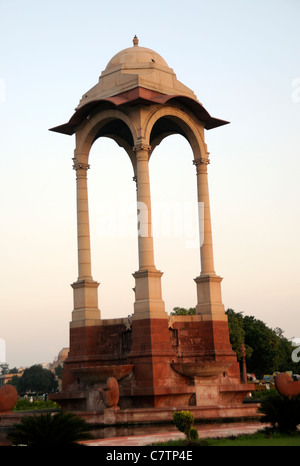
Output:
[{"xmin": 80, "ymin": 421, "xmax": 263, "ymax": 446}]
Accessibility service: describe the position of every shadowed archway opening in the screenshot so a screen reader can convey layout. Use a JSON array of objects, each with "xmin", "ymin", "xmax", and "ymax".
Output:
[
  {"xmin": 150, "ymin": 116, "xmax": 188, "ymax": 148},
  {"xmin": 93, "ymin": 118, "xmax": 134, "ymax": 148}
]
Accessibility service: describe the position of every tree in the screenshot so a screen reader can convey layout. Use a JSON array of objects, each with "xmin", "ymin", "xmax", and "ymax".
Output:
[
  {"xmin": 226, "ymin": 309, "xmax": 253, "ymax": 360},
  {"xmin": 7, "ymin": 375, "xmax": 22, "ymax": 393},
  {"xmin": 243, "ymin": 316, "xmax": 282, "ymax": 376},
  {"xmin": 173, "ymin": 410, "xmax": 195, "ymax": 444},
  {"xmin": 55, "ymin": 365, "xmax": 63, "ymax": 380},
  {"xmin": 227, "ymin": 310, "xmax": 300, "ymax": 378},
  {"xmin": 171, "ymin": 307, "xmax": 196, "ymax": 316},
  {"xmin": 8, "ymin": 365, "xmax": 58, "ymax": 395}
]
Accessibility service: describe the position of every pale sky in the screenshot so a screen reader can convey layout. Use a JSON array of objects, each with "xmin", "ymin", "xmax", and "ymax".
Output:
[{"xmin": 0, "ymin": 0, "xmax": 299, "ymax": 368}]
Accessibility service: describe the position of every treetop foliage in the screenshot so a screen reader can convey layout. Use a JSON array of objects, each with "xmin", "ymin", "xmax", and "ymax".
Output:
[
  {"xmin": 6, "ymin": 364, "xmax": 58, "ymax": 395},
  {"xmin": 225, "ymin": 309, "xmax": 300, "ymax": 377},
  {"xmin": 171, "ymin": 307, "xmax": 196, "ymax": 316}
]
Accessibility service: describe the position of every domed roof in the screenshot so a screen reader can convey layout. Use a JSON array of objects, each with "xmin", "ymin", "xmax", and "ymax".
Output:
[
  {"xmin": 72, "ymin": 36, "xmax": 197, "ymax": 108},
  {"xmin": 105, "ymin": 36, "xmax": 169, "ymax": 70},
  {"xmin": 57, "ymin": 347, "xmax": 69, "ymax": 361},
  {"xmin": 50, "ymin": 37, "xmax": 229, "ymax": 135}
]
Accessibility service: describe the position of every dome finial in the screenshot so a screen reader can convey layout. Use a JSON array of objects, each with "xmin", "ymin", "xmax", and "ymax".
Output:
[{"xmin": 133, "ymin": 35, "xmax": 139, "ymax": 47}]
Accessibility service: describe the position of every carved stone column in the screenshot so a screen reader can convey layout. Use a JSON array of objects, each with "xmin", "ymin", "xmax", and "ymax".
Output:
[
  {"xmin": 132, "ymin": 143, "xmax": 167, "ymax": 320},
  {"xmin": 73, "ymin": 160, "xmax": 92, "ymax": 280},
  {"xmin": 193, "ymin": 154, "xmax": 215, "ymax": 276},
  {"xmin": 71, "ymin": 159, "xmax": 100, "ymax": 327},
  {"xmin": 134, "ymin": 144, "xmax": 155, "ymax": 271},
  {"xmin": 193, "ymin": 155, "xmax": 227, "ymax": 321}
]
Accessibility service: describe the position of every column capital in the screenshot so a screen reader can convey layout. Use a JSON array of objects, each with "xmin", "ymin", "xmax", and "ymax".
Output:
[
  {"xmin": 133, "ymin": 143, "xmax": 152, "ymax": 153},
  {"xmin": 72, "ymin": 158, "xmax": 90, "ymax": 171},
  {"xmin": 193, "ymin": 153, "xmax": 210, "ymax": 167}
]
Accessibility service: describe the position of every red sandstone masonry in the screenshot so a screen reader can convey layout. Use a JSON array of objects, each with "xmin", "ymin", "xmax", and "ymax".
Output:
[{"xmin": 60, "ymin": 315, "xmax": 253, "ymax": 410}]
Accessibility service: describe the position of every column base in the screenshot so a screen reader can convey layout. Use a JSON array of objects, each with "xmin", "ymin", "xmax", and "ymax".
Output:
[
  {"xmin": 132, "ymin": 269, "xmax": 168, "ymax": 320},
  {"xmin": 194, "ymin": 274, "xmax": 227, "ymax": 321},
  {"xmin": 71, "ymin": 279, "xmax": 101, "ymax": 327}
]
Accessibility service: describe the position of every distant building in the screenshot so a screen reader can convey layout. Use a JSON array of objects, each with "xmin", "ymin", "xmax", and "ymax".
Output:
[{"xmin": 49, "ymin": 347, "xmax": 69, "ymax": 371}]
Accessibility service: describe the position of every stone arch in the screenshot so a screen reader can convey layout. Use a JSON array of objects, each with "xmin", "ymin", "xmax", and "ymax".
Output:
[
  {"xmin": 74, "ymin": 108, "xmax": 138, "ymax": 170},
  {"xmin": 144, "ymin": 105, "xmax": 207, "ymax": 160}
]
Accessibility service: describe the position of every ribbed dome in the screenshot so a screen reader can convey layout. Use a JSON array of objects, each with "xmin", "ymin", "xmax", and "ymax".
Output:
[{"xmin": 105, "ymin": 36, "xmax": 169, "ymax": 70}]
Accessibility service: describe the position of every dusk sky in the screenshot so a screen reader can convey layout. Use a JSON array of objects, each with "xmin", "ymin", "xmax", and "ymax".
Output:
[{"xmin": 0, "ymin": 0, "xmax": 299, "ymax": 368}]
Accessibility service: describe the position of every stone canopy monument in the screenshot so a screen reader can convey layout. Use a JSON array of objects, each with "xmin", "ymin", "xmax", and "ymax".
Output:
[{"xmin": 49, "ymin": 37, "xmax": 257, "ymax": 422}]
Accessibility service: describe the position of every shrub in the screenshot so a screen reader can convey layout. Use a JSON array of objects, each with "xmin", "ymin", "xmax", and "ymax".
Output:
[
  {"xmin": 190, "ymin": 427, "xmax": 199, "ymax": 440},
  {"xmin": 173, "ymin": 410, "xmax": 195, "ymax": 443},
  {"xmin": 8, "ymin": 412, "xmax": 93, "ymax": 446},
  {"xmin": 252, "ymin": 388, "xmax": 278, "ymax": 399},
  {"xmin": 258, "ymin": 391, "xmax": 300, "ymax": 434},
  {"xmin": 14, "ymin": 399, "xmax": 60, "ymax": 412}
]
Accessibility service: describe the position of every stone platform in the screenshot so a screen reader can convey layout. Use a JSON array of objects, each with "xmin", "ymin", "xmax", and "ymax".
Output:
[
  {"xmin": 52, "ymin": 315, "xmax": 255, "ymax": 416},
  {"xmin": 79, "ymin": 420, "xmax": 264, "ymax": 446},
  {"xmin": 0, "ymin": 403, "xmax": 259, "ymax": 430},
  {"xmin": 79, "ymin": 403, "xmax": 260, "ymax": 426}
]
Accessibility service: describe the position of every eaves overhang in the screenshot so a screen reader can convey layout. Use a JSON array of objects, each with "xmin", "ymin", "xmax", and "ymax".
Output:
[{"xmin": 49, "ymin": 86, "xmax": 229, "ymax": 136}]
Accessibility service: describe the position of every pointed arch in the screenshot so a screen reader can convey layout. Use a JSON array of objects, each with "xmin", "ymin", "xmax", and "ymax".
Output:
[
  {"xmin": 144, "ymin": 105, "xmax": 207, "ymax": 160},
  {"xmin": 74, "ymin": 108, "xmax": 138, "ymax": 170}
]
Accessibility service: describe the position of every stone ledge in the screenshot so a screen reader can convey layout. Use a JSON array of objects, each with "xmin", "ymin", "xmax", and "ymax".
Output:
[{"xmin": 65, "ymin": 404, "xmax": 260, "ymax": 426}]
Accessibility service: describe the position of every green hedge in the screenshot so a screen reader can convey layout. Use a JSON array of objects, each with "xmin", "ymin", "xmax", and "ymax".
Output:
[{"xmin": 14, "ymin": 398, "xmax": 60, "ymax": 412}]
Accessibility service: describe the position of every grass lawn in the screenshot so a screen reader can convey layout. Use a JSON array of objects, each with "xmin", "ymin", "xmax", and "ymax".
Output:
[
  {"xmin": 206, "ymin": 432, "xmax": 300, "ymax": 446},
  {"xmin": 149, "ymin": 431, "xmax": 300, "ymax": 446}
]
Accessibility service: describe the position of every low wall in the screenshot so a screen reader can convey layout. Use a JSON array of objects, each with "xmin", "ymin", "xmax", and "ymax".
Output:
[
  {"xmin": 62, "ymin": 403, "xmax": 260, "ymax": 427},
  {"xmin": 0, "ymin": 403, "xmax": 260, "ymax": 428}
]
